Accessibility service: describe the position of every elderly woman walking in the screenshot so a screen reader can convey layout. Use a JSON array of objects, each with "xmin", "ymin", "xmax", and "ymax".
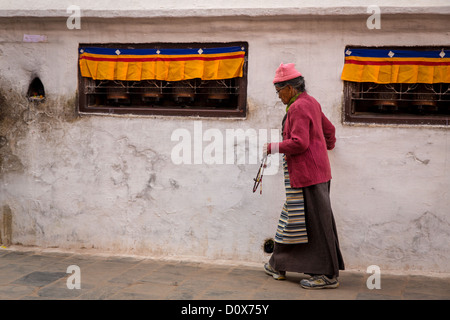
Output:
[{"xmin": 263, "ymin": 63, "xmax": 345, "ymax": 289}]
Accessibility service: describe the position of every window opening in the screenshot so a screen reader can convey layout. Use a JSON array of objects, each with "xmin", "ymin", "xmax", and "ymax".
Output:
[
  {"xmin": 342, "ymin": 46, "xmax": 450, "ymax": 126},
  {"xmin": 78, "ymin": 42, "xmax": 248, "ymax": 117}
]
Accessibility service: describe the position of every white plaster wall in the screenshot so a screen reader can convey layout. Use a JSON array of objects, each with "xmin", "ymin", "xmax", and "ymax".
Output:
[
  {"xmin": 1, "ymin": 0, "xmax": 450, "ymax": 17},
  {"xmin": 0, "ymin": 10, "xmax": 449, "ymax": 273}
]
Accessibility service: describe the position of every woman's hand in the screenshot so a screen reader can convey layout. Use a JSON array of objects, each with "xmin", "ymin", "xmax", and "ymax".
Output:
[{"xmin": 263, "ymin": 143, "xmax": 269, "ymax": 156}]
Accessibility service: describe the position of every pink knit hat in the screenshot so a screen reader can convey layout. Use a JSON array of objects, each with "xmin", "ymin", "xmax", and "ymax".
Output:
[{"xmin": 273, "ymin": 63, "xmax": 302, "ymax": 84}]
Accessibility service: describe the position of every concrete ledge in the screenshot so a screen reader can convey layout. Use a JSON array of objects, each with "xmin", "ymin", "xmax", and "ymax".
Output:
[{"xmin": 0, "ymin": 5, "xmax": 449, "ymax": 19}]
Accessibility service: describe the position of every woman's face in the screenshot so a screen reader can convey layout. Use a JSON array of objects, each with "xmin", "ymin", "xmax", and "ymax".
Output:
[{"xmin": 276, "ymin": 85, "xmax": 294, "ymax": 105}]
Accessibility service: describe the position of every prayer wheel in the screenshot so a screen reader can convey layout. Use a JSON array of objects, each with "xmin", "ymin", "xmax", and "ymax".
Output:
[
  {"xmin": 411, "ymin": 84, "xmax": 437, "ymax": 113},
  {"xmin": 204, "ymin": 80, "xmax": 229, "ymax": 101},
  {"xmin": 141, "ymin": 81, "xmax": 163, "ymax": 103},
  {"xmin": 106, "ymin": 82, "xmax": 129, "ymax": 104},
  {"xmin": 172, "ymin": 80, "xmax": 195, "ymax": 104},
  {"xmin": 373, "ymin": 84, "xmax": 398, "ymax": 112}
]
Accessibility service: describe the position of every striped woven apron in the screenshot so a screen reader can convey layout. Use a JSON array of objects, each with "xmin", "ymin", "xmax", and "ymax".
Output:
[{"xmin": 274, "ymin": 156, "xmax": 308, "ymax": 244}]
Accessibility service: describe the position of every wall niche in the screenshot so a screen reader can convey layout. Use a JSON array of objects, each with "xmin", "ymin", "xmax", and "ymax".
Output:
[{"xmin": 27, "ymin": 77, "xmax": 45, "ymax": 102}]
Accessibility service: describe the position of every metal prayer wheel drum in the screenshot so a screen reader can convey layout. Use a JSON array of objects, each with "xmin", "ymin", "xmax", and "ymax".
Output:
[
  {"xmin": 197, "ymin": 80, "xmax": 230, "ymax": 108},
  {"xmin": 140, "ymin": 81, "xmax": 163, "ymax": 103},
  {"xmin": 373, "ymin": 84, "xmax": 399, "ymax": 112},
  {"xmin": 411, "ymin": 83, "xmax": 437, "ymax": 113},
  {"xmin": 172, "ymin": 80, "xmax": 195, "ymax": 104},
  {"xmin": 203, "ymin": 80, "xmax": 229, "ymax": 101},
  {"xmin": 106, "ymin": 82, "xmax": 129, "ymax": 104}
]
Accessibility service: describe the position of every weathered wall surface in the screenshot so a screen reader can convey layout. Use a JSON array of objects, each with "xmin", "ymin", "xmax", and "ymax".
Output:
[{"xmin": 0, "ymin": 11, "xmax": 449, "ymax": 273}]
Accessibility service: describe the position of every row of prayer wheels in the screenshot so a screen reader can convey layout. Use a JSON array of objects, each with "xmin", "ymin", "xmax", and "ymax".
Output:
[
  {"xmin": 372, "ymin": 84, "xmax": 437, "ymax": 112},
  {"xmin": 106, "ymin": 80, "xmax": 231, "ymax": 104}
]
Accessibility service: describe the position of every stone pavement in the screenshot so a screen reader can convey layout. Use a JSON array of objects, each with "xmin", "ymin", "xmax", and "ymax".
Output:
[{"xmin": 0, "ymin": 247, "xmax": 449, "ymax": 301}]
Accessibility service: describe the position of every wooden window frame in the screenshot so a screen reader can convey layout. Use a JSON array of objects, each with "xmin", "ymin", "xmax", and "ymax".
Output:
[
  {"xmin": 78, "ymin": 42, "xmax": 248, "ymax": 118},
  {"xmin": 343, "ymin": 46, "xmax": 450, "ymax": 126}
]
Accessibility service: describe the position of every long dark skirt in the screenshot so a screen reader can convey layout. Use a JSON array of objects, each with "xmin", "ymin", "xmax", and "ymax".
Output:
[{"xmin": 269, "ymin": 181, "xmax": 345, "ymax": 277}]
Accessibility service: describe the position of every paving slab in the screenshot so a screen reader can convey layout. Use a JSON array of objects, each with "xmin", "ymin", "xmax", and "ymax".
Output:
[
  {"xmin": 13, "ymin": 271, "xmax": 68, "ymax": 287},
  {"xmin": 0, "ymin": 247, "xmax": 448, "ymax": 302}
]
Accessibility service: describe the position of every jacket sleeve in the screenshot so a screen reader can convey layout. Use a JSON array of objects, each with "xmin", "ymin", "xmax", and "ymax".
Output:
[
  {"xmin": 268, "ymin": 105, "xmax": 310, "ymax": 155},
  {"xmin": 321, "ymin": 112, "xmax": 336, "ymax": 150}
]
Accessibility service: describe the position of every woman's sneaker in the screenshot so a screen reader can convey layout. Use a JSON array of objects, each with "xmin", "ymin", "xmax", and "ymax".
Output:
[
  {"xmin": 300, "ymin": 275, "xmax": 339, "ymax": 289},
  {"xmin": 264, "ymin": 263, "xmax": 286, "ymax": 280}
]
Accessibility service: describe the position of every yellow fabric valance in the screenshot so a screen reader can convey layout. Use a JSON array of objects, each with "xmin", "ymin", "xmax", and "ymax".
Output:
[
  {"xmin": 79, "ymin": 46, "xmax": 246, "ymax": 82},
  {"xmin": 341, "ymin": 48, "xmax": 450, "ymax": 84}
]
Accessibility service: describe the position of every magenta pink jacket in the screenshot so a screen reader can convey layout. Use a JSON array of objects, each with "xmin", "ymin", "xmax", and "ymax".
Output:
[{"xmin": 268, "ymin": 92, "xmax": 336, "ymax": 188}]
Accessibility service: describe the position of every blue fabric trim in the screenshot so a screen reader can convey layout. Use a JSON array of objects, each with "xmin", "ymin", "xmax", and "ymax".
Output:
[
  {"xmin": 345, "ymin": 48, "xmax": 447, "ymax": 59},
  {"xmin": 80, "ymin": 46, "xmax": 244, "ymax": 56}
]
